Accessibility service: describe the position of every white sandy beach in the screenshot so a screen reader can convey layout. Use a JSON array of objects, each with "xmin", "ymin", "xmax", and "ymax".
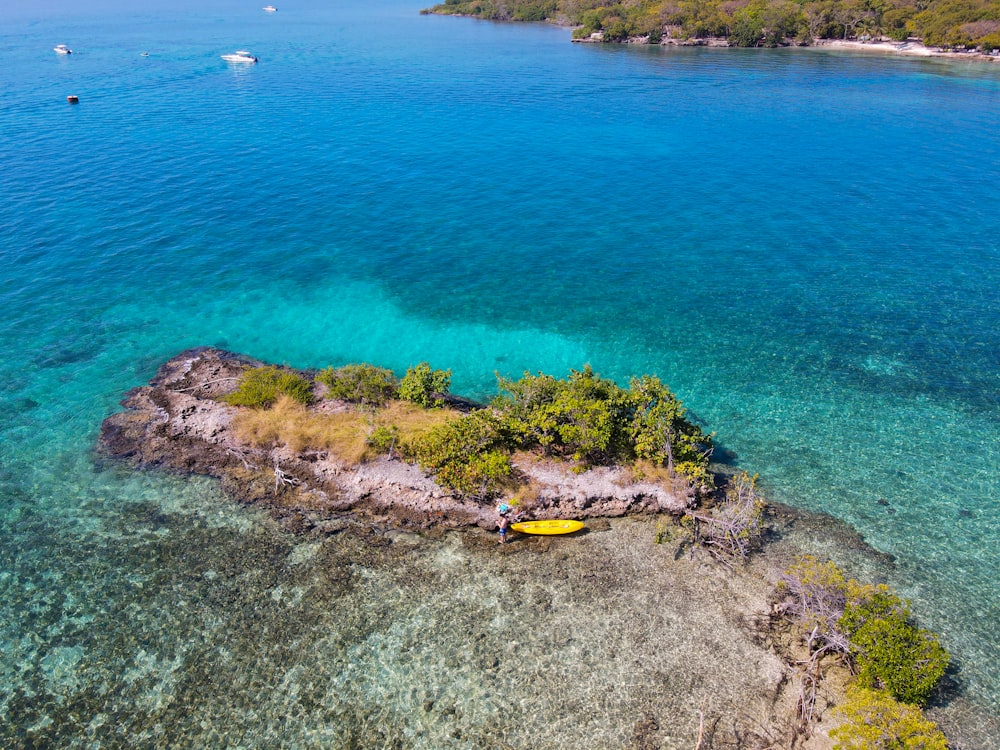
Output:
[{"xmin": 810, "ymin": 38, "xmax": 1000, "ymax": 62}]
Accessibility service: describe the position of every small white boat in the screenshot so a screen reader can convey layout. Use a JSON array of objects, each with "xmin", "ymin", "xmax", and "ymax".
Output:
[
  {"xmin": 263, "ymin": 5, "xmax": 277, "ymax": 11},
  {"xmin": 221, "ymin": 50, "xmax": 258, "ymax": 63},
  {"xmin": 54, "ymin": 44, "xmax": 72, "ymax": 55}
]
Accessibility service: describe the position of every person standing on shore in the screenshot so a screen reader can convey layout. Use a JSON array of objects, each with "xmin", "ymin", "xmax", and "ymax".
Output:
[{"xmin": 497, "ymin": 503, "xmax": 511, "ymax": 544}]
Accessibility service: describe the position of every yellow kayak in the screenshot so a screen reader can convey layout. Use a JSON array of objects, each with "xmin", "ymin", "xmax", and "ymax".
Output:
[{"xmin": 510, "ymin": 519, "xmax": 585, "ymax": 535}]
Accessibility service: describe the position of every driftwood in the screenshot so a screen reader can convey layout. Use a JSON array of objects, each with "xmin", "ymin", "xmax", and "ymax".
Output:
[
  {"xmin": 685, "ymin": 471, "xmax": 764, "ymax": 565},
  {"xmin": 773, "ymin": 560, "xmax": 852, "ymax": 726},
  {"xmin": 274, "ymin": 462, "xmax": 301, "ymax": 493},
  {"xmin": 227, "ymin": 446, "xmax": 261, "ymax": 471}
]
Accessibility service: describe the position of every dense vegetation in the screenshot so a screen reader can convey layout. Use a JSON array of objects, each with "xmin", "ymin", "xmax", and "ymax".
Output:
[
  {"xmin": 224, "ymin": 361, "xmax": 951, "ymax": 747},
  {"xmin": 408, "ymin": 366, "xmax": 713, "ymax": 496},
  {"xmin": 226, "ymin": 362, "xmax": 713, "ymax": 499},
  {"xmin": 423, "ymin": 0, "xmax": 1000, "ymax": 51},
  {"xmin": 775, "ymin": 556, "xmax": 950, "ymax": 745}
]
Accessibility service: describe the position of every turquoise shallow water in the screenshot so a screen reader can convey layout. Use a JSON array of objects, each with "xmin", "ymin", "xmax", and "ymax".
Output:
[{"xmin": 2, "ymin": 0, "xmax": 1000, "ymax": 744}]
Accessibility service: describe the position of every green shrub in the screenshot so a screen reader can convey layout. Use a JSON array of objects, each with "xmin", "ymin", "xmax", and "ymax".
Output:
[
  {"xmin": 399, "ymin": 362, "xmax": 452, "ymax": 408},
  {"xmin": 409, "ymin": 410, "xmax": 512, "ymax": 496},
  {"xmin": 367, "ymin": 424, "xmax": 400, "ymax": 454},
  {"xmin": 840, "ymin": 594, "xmax": 949, "ymax": 706},
  {"xmin": 627, "ymin": 374, "xmax": 713, "ymax": 485},
  {"xmin": 224, "ymin": 366, "xmax": 313, "ymax": 408},
  {"xmin": 492, "ymin": 366, "xmax": 713, "ymax": 480},
  {"xmin": 318, "ymin": 363, "xmax": 399, "ymax": 406},
  {"xmin": 830, "ymin": 686, "xmax": 948, "ymax": 749},
  {"xmin": 777, "ymin": 557, "xmax": 950, "ymax": 709}
]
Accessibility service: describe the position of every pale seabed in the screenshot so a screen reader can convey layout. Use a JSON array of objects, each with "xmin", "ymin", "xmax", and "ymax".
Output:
[
  {"xmin": 3, "ymin": 458, "xmax": 995, "ymax": 747},
  {"xmin": 3, "ymin": 466, "xmax": 789, "ymax": 749}
]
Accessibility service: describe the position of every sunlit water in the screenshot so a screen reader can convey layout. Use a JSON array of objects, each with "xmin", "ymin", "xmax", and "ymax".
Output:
[{"xmin": 2, "ymin": 0, "xmax": 999, "ymax": 745}]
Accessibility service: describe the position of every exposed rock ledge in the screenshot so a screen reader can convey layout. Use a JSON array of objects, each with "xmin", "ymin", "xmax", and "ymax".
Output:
[{"xmin": 99, "ymin": 348, "xmax": 694, "ymax": 533}]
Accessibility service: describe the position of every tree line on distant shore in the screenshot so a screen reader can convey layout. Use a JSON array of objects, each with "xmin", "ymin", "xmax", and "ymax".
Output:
[{"xmin": 422, "ymin": 0, "xmax": 1000, "ymax": 51}]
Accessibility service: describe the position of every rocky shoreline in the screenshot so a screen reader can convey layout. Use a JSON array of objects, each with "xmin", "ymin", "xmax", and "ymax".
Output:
[
  {"xmin": 572, "ymin": 30, "xmax": 1000, "ymax": 62},
  {"xmin": 99, "ymin": 348, "xmax": 695, "ymax": 535}
]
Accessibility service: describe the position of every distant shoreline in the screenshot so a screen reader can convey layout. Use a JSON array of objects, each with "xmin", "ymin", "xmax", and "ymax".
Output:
[{"xmin": 572, "ymin": 33, "xmax": 1000, "ymax": 63}]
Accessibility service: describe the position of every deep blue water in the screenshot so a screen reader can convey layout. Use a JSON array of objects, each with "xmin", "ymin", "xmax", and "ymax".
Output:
[{"xmin": 2, "ymin": 0, "xmax": 999, "ymax": 744}]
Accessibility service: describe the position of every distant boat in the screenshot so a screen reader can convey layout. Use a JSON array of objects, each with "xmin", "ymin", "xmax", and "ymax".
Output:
[
  {"xmin": 141, "ymin": 52, "xmax": 149, "ymax": 57},
  {"xmin": 221, "ymin": 50, "xmax": 258, "ymax": 63},
  {"xmin": 54, "ymin": 44, "xmax": 72, "ymax": 55},
  {"xmin": 263, "ymin": 5, "xmax": 277, "ymax": 11},
  {"xmin": 67, "ymin": 95, "xmax": 79, "ymax": 104}
]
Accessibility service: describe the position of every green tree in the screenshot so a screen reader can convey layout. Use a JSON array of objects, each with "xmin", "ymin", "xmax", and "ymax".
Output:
[
  {"xmin": 399, "ymin": 362, "xmax": 452, "ymax": 408},
  {"xmin": 730, "ymin": 0, "xmax": 767, "ymax": 45},
  {"xmin": 409, "ymin": 410, "xmax": 513, "ymax": 496},
  {"xmin": 835, "ymin": 584, "xmax": 950, "ymax": 707},
  {"xmin": 492, "ymin": 366, "xmax": 712, "ymax": 478},
  {"xmin": 628, "ymin": 374, "xmax": 713, "ymax": 484},
  {"xmin": 318, "ymin": 363, "xmax": 399, "ymax": 406}
]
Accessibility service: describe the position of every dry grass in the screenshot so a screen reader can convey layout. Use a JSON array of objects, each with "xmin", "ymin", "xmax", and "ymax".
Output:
[
  {"xmin": 234, "ymin": 396, "xmax": 369, "ymax": 462},
  {"xmin": 232, "ymin": 397, "xmax": 461, "ymax": 465},
  {"xmin": 377, "ymin": 400, "xmax": 460, "ymax": 447},
  {"xmin": 630, "ymin": 459, "xmax": 683, "ymax": 487},
  {"xmin": 509, "ymin": 480, "xmax": 541, "ymax": 509}
]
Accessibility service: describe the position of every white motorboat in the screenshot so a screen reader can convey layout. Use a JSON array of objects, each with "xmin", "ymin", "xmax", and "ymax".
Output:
[
  {"xmin": 263, "ymin": 5, "xmax": 277, "ymax": 11},
  {"xmin": 221, "ymin": 50, "xmax": 258, "ymax": 63},
  {"xmin": 54, "ymin": 44, "xmax": 72, "ymax": 55}
]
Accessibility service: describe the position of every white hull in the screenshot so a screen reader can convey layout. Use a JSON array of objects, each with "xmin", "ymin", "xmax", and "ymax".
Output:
[{"xmin": 221, "ymin": 51, "xmax": 258, "ymax": 63}]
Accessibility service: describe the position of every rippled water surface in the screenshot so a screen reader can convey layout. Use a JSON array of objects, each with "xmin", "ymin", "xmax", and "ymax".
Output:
[{"xmin": 2, "ymin": 0, "xmax": 999, "ymax": 745}]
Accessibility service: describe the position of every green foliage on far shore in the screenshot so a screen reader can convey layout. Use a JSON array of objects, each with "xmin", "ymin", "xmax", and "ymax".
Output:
[
  {"xmin": 224, "ymin": 366, "xmax": 313, "ymax": 409},
  {"xmin": 422, "ymin": 0, "xmax": 1000, "ymax": 51}
]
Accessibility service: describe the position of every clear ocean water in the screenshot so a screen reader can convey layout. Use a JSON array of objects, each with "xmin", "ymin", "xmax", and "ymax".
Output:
[{"xmin": 2, "ymin": 0, "xmax": 999, "ymax": 745}]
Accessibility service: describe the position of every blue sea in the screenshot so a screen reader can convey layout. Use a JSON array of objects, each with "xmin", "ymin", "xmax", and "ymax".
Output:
[{"xmin": 2, "ymin": 0, "xmax": 999, "ymax": 745}]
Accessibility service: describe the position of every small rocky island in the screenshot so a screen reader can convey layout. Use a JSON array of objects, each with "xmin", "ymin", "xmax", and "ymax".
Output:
[
  {"xmin": 99, "ymin": 347, "xmax": 706, "ymax": 535},
  {"xmin": 99, "ymin": 348, "xmax": 956, "ymax": 748}
]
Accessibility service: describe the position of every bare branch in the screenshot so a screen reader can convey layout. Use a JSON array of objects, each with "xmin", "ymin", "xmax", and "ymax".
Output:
[
  {"xmin": 274, "ymin": 461, "xmax": 301, "ymax": 493},
  {"xmin": 684, "ymin": 471, "xmax": 764, "ymax": 563},
  {"xmin": 227, "ymin": 446, "xmax": 260, "ymax": 470},
  {"xmin": 694, "ymin": 696, "xmax": 707, "ymax": 750}
]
